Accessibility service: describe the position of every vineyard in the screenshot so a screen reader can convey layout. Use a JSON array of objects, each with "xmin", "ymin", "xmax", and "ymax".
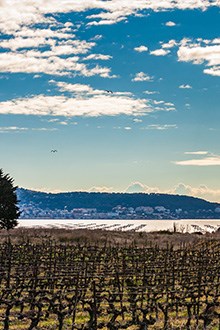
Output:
[{"xmin": 0, "ymin": 231, "xmax": 220, "ymax": 329}]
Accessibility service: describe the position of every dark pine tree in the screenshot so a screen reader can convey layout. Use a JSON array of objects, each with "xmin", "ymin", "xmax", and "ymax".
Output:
[{"xmin": 0, "ymin": 169, "xmax": 20, "ymax": 232}]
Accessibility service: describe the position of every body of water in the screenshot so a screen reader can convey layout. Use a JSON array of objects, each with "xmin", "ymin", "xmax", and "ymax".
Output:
[{"xmin": 18, "ymin": 219, "xmax": 220, "ymax": 233}]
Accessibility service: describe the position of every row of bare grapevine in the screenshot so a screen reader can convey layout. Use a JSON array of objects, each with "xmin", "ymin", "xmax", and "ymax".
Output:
[{"xmin": 0, "ymin": 240, "xmax": 220, "ymax": 329}]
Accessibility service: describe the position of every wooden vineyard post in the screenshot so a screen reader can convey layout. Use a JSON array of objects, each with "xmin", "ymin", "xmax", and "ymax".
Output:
[
  {"xmin": 71, "ymin": 274, "xmax": 79, "ymax": 330},
  {"xmin": 93, "ymin": 280, "xmax": 97, "ymax": 329}
]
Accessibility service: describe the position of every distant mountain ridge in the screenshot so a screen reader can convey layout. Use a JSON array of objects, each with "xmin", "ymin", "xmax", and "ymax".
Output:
[{"xmin": 17, "ymin": 188, "xmax": 220, "ymax": 219}]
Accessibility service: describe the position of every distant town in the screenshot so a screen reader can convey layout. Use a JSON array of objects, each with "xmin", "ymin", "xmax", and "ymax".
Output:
[
  {"xmin": 18, "ymin": 188, "xmax": 220, "ymax": 220},
  {"xmin": 19, "ymin": 205, "xmax": 220, "ymax": 220}
]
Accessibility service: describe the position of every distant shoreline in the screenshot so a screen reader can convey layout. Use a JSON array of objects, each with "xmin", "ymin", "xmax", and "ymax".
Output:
[{"xmin": 18, "ymin": 218, "xmax": 220, "ymax": 234}]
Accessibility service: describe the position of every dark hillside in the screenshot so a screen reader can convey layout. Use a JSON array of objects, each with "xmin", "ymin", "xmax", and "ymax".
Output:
[{"xmin": 17, "ymin": 188, "xmax": 220, "ymax": 212}]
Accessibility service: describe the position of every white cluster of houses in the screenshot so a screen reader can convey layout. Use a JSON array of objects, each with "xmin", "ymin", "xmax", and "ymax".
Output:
[{"xmin": 19, "ymin": 203, "xmax": 220, "ymax": 219}]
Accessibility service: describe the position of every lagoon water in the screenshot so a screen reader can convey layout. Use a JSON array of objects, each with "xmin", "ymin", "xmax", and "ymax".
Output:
[{"xmin": 18, "ymin": 219, "xmax": 220, "ymax": 233}]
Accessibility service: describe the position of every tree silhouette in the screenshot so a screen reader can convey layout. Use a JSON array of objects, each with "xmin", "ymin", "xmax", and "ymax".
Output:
[{"xmin": 0, "ymin": 169, "xmax": 20, "ymax": 231}]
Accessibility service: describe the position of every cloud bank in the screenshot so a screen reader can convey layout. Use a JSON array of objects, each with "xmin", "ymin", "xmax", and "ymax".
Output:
[
  {"xmin": 124, "ymin": 182, "xmax": 220, "ymax": 203},
  {"xmin": 0, "ymin": 1, "xmax": 218, "ymax": 34},
  {"xmin": 0, "ymin": 80, "xmax": 177, "ymax": 117}
]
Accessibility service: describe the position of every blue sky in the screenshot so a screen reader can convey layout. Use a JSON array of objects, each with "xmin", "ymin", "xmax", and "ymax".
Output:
[{"xmin": 0, "ymin": 1, "xmax": 219, "ymax": 202}]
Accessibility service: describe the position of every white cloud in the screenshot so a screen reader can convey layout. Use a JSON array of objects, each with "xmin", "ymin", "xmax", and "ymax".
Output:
[
  {"xmin": 0, "ymin": 80, "xmax": 176, "ymax": 117},
  {"xmin": 86, "ymin": 10, "xmax": 129, "ymax": 26},
  {"xmin": 90, "ymin": 35, "xmax": 103, "ymax": 41},
  {"xmin": 179, "ymin": 84, "xmax": 192, "ymax": 89},
  {"xmin": 25, "ymin": 180, "xmax": 220, "ymax": 202},
  {"xmin": 125, "ymin": 181, "xmax": 220, "ymax": 202},
  {"xmin": 134, "ymin": 45, "xmax": 148, "ymax": 52},
  {"xmin": 44, "ymin": 40, "xmax": 96, "ymax": 55},
  {"xmin": 0, "ymin": 14, "xmax": 116, "ymax": 78},
  {"xmin": 144, "ymin": 90, "xmax": 159, "ymax": 95},
  {"xmin": 32, "ymin": 128, "xmax": 58, "ymax": 131},
  {"xmin": 87, "ymin": 17, "xmax": 127, "ymax": 26},
  {"xmin": 14, "ymin": 27, "xmax": 75, "ymax": 40},
  {"xmin": 0, "ymin": 126, "xmax": 57, "ymax": 133},
  {"xmin": 0, "ymin": 126, "xmax": 28, "ymax": 133},
  {"xmin": 174, "ymin": 155, "xmax": 220, "ymax": 166},
  {"xmin": 132, "ymin": 72, "xmax": 154, "ymax": 82},
  {"xmin": 203, "ymin": 66, "xmax": 220, "ymax": 76},
  {"xmin": 0, "ymin": 51, "xmax": 115, "ymax": 77},
  {"xmin": 89, "ymin": 186, "xmax": 113, "ymax": 193},
  {"xmin": 173, "ymin": 183, "xmax": 220, "ymax": 203},
  {"xmin": 177, "ymin": 39, "xmax": 220, "ymax": 77},
  {"xmin": 153, "ymin": 38, "xmax": 220, "ymax": 77},
  {"xmin": 84, "ymin": 54, "xmax": 112, "ymax": 60},
  {"xmin": 50, "ymin": 81, "xmax": 130, "ymax": 97},
  {"xmin": 133, "ymin": 118, "xmax": 143, "ymax": 123},
  {"xmin": 161, "ymin": 39, "xmax": 177, "ymax": 49},
  {"xmin": 85, "ymin": 2, "xmax": 218, "ymax": 26},
  {"xmin": 184, "ymin": 151, "xmax": 208, "ymax": 155},
  {"xmin": 26, "ymin": 186, "xmax": 68, "ymax": 194},
  {"xmin": 0, "ymin": 3, "xmax": 218, "ymax": 80},
  {"xmin": 49, "ymin": 81, "xmax": 103, "ymax": 95},
  {"xmin": 165, "ymin": 107, "xmax": 176, "ymax": 111},
  {"xmin": 178, "ymin": 44, "xmax": 220, "ymax": 66},
  {"xmin": 0, "ymin": 1, "xmax": 216, "ymax": 37},
  {"xmin": 153, "ymin": 100, "xmax": 165, "ymax": 104},
  {"xmin": 150, "ymin": 49, "xmax": 170, "ymax": 56},
  {"xmin": 147, "ymin": 98, "xmax": 176, "ymax": 111},
  {"xmin": 125, "ymin": 182, "xmax": 159, "ymax": 194},
  {"xmin": 0, "ymin": 26, "xmax": 75, "ymax": 51},
  {"xmin": 0, "ymin": 94, "xmax": 151, "ymax": 117},
  {"xmin": 143, "ymin": 124, "xmax": 177, "ymax": 130},
  {"xmin": 0, "ymin": 37, "xmax": 54, "ymax": 51},
  {"xmin": 165, "ymin": 21, "xmax": 176, "ymax": 27}
]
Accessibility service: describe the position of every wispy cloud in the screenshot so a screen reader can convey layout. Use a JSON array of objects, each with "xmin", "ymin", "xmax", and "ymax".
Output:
[
  {"xmin": 0, "ymin": 126, "xmax": 28, "ymax": 133},
  {"xmin": 84, "ymin": 54, "xmax": 112, "ymax": 60},
  {"xmin": 144, "ymin": 90, "xmax": 159, "ymax": 95},
  {"xmin": 0, "ymin": 126, "xmax": 57, "ymax": 133},
  {"xmin": 49, "ymin": 80, "xmax": 103, "ymax": 95},
  {"xmin": 174, "ymin": 154, "xmax": 220, "ymax": 166},
  {"xmin": 184, "ymin": 151, "xmax": 208, "ymax": 155},
  {"xmin": 142, "ymin": 124, "xmax": 177, "ymax": 130}
]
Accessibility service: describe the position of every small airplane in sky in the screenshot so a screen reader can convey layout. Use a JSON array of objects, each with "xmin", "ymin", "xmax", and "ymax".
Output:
[
  {"xmin": 51, "ymin": 149, "xmax": 58, "ymax": 153},
  {"xmin": 105, "ymin": 90, "xmax": 113, "ymax": 94}
]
